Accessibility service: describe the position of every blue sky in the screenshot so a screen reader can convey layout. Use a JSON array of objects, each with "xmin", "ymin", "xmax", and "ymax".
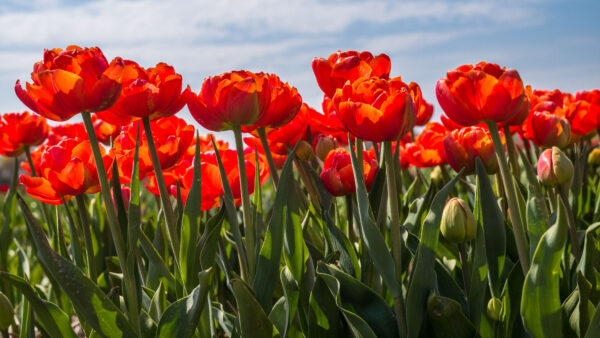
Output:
[{"xmin": 1, "ymin": 0, "xmax": 598, "ymax": 142}]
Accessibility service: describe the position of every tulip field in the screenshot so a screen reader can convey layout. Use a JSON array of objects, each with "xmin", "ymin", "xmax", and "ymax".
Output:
[{"xmin": 2, "ymin": 47, "xmax": 600, "ymax": 338}]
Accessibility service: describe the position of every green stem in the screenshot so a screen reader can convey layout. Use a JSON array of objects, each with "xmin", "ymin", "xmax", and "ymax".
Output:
[
  {"xmin": 81, "ymin": 111, "xmax": 139, "ymax": 335},
  {"xmin": 257, "ymin": 127, "xmax": 280, "ymax": 188},
  {"xmin": 503, "ymin": 125, "xmax": 521, "ymax": 179},
  {"xmin": 486, "ymin": 121, "xmax": 530, "ymax": 273},
  {"xmin": 233, "ymin": 126, "xmax": 256, "ymax": 280},
  {"xmin": 345, "ymin": 195, "xmax": 356, "ymax": 244},
  {"xmin": 383, "ymin": 141, "xmax": 407, "ymax": 337},
  {"xmin": 141, "ymin": 117, "xmax": 180, "ymax": 255},
  {"xmin": 75, "ymin": 195, "xmax": 97, "ymax": 281},
  {"xmin": 558, "ymin": 187, "xmax": 582, "ymax": 262},
  {"xmin": 458, "ymin": 243, "xmax": 470, "ymax": 303}
]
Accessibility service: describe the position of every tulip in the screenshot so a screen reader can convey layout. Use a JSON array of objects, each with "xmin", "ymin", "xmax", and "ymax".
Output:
[
  {"xmin": 244, "ymin": 137, "xmax": 288, "ymax": 169},
  {"xmin": 402, "ymin": 122, "xmax": 449, "ymax": 168},
  {"xmin": 113, "ymin": 116, "xmax": 194, "ymax": 183},
  {"xmin": 436, "ymin": 62, "xmax": 527, "ymax": 126},
  {"xmin": 312, "ymin": 96, "xmax": 349, "ymax": 145},
  {"xmin": 408, "ymin": 82, "xmax": 434, "ymax": 126},
  {"xmin": 443, "ymin": 126, "xmax": 497, "ymax": 175},
  {"xmin": 522, "ymin": 105, "xmax": 571, "ymax": 149},
  {"xmin": 93, "ymin": 114, "xmax": 121, "ymax": 145},
  {"xmin": 97, "ymin": 61, "xmax": 191, "ymax": 125},
  {"xmin": 440, "ymin": 198, "xmax": 476, "ymax": 243},
  {"xmin": 313, "ymin": 133, "xmax": 338, "ymax": 161},
  {"xmin": 320, "ymin": 147, "xmax": 378, "ymax": 196},
  {"xmin": 312, "ymin": 50, "xmax": 391, "ymax": 98},
  {"xmin": 537, "ymin": 147, "xmax": 574, "ymax": 188},
  {"xmin": 15, "ymin": 46, "xmax": 124, "ymax": 121},
  {"xmin": 588, "ymin": 147, "xmax": 600, "ymax": 166},
  {"xmin": 188, "ymin": 70, "xmax": 271, "ymax": 131},
  {"xmin": 332, "ymin": 77, "xmax": 415, "ymax": 143},
  {"xmin": 295, "ymin": 141, "xmax": 314, "ymax": 161},
  {"xmin": 20, "ymin": 138, "xmax": 113, "ymax": 205},
  {"xmin": 487, "ymin": 297, "xmax": 502, "ymax": 321},
  {"xmin": 0, "ymin": 111, "xmax": 48, "ymax": 157}
]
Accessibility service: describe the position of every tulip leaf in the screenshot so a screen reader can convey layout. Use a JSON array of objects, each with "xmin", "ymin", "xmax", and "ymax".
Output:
[
  {"xmin": 521, "ymin": 196, "xmax": 568, "ymax": 338},
  {"xmin": 197, "ymin": 206, "xmax": 225, "ymax": 270},
  {"xmin": 405, "ymin": 170, "xmax": 462, "ymax": 338},
  {"xmin": 475, "ymin": 157, "xmax": 506, "ymax": 295},
  {"xmin": 17, "ymin": 194, "xmax": 137, "ymax": 337},
  {"xmin": 231, "ymin": 278, "xmax": 280, "ymax": 338},
  {"xmin": 253, "ymin": 143, "xmax": 298, "ymax": 311},
  {"xmin": 500, "ymin": 262, "xmax": 526, "ymax": 338},
  {"xmin": 180, "ymin": 135, "xmax": 202, "ymax": 288},
  {"xmin": 0, "ymin": 272, "xmax": 78, "ymax": 338},
  {"xmin": 348, "ymin": 136, "xmax": 402, "ymax": 298},
  {"xmin": 309, "ymin": 273, "xmax": 344, "ymax": 337},
  {"xmin": 268, "ymin": 267, "xmax": 300, "ymax": 337},
  {"xmin": 468, "ymin": 175, "xmax": 488, "ymax": 328},
  {"xmin": 426, "ymin": 294, "xmax": 476, "ymax": 338},
  {"xmin": 156, "ymin": 268, "xmax": 212, "ymax": 338},
  {"xmin": 138, "ymin": 230, "xmax": 176, "ymax": 291}
]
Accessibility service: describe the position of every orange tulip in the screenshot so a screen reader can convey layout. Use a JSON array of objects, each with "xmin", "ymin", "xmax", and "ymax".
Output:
[
  {"xmin": 0, "ymin": 111, "xmax": 48, "ymax": 157},
  {"xmin": 188, "ymin": 70, "xmax": 271, "ymax": 131},
  {"xmin": 15, "ymin": 46, "xmax": 123, "ymax": 121},
  {"xmin": 402, "ymin": 122, "xmax": 449, "ymax": 168},
  {"xmin": 444, "ymin": 126, "xmax": 498, "ymax": 175},
  {"xmin": 522, "ymin": 102, "xmax": 571, "ymax": 148},
  {"xmin": 20, "ymin": 138, "xmax": 113, "ymax": 205},
  {"xmin": 408, "ymin": 82, "xmax": 434, "ymax": 126},
  {"xmin": 97, "ymin": 61, "xmax": 191, "ymax": 125},
  {"xmin": 244, "ymin": 137, "xmax": 288, "ymax": 169},
  {"xmin": 320, "ymin": 147, "xmax": 378, "ymax": 196},
  {"xmin": 332, "ymin": 77, "xmax": 415, "ymax": 143},
  {"xmin": 114, "ymin": 116, "xmax": 194, "ymax": 183},
  {"xmin": 92, "ymin": 115, "xmax": 121, "ymax": 145},
  {"xmin": 436, "ymin": 62, "xmax": 527, "ymax": 127},
  {"xmin": 313, "ymin": 50, "xmax": 391, "ymax": 98},
  {"xmin": 243, "ymin": 73, "xmax": 302, "ymax": 131}
]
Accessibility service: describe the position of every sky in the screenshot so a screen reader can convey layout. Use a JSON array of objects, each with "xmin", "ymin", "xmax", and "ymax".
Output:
[{"xmin": 0, "ymin": 0, "xmax": 599, "ymax": 143}]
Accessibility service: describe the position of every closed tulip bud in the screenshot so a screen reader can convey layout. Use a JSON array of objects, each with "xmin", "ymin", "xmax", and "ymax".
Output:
[
  {"xmin": 588, "ymin": 147, "xmax": 600, "ymax": 166},
  {"xmin": 537, "ymin": 147, "xmax": 574, "ymax": 188},
  {"xmin": 0, "ymin": 291, "xmax": 13, "ymax": 330},
  {"xmin": 296, "ymin": 140, "xmax": 314, "ymax": 161},
  {"xmin": 440, "ymin": 198, "xmax": 476, "ymax": 243},
  {"xmin": 430, "ymin": 166, "xmax": 443, "ymax": 186},
  {"xmin": 313, "ymin": 134, "xmax": 337, "ymax": 161},
  {"xmin": 487, "ymin": 297, "xmax": 502, "ymax": 321}
]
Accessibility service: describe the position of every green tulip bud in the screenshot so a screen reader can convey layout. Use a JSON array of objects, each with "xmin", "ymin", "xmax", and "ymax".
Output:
[
  {"xmin": 295, "ymin": 140, "xmax": 314, "ymax": 161},
  {"xmin": 588, "ymin": 147, "xmax": 600, "ymax": 166},
  {"xmin": 440, "ymin": 198, "xmax": 476, "ymax": 243},
  {"xmin": 487, "ymin": 297, "xmax": 502, "ymax": 321},
  {"xmin": 0, "ymin": 291, "xmax": 14, "ymax": 330},
  {"xmin": 430, "ymin": 166, "xmax": 443, "ymax": 186}
]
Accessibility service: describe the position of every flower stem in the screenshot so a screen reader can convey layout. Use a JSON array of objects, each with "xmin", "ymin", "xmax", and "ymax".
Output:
[
  {"xmin": 81, "ymin": 111, "xmax": 139, "ymax": 335},
  {"xmin": 503, "ymin": 125, "xmax": 521, "ymax": 178},
  {"xmin": 486, "ymin": 121, "xmax": 530, "ymax": 273},
  {"xmin": 458, "ymin": 243, "xmax": 470, "ymax": 303},
  {"xmin": 141, "ymin": 117, "xmax": 181, "ymax": 255},
  {"xmin": 558, "ymin": 187, "xmax": 582, "ymax": 262},
  {"xmin": 233, "ymin": 126, "xmax": 256, "ymax": 280},
  {"xmin": 345, "ymin": 195, "xmax": 356, "ymax": 243},
  {"xmin": 75, "ymin": 195, "xmax": 97, "ymax": 281},
  {"xmin": 383, "ymin": 140, "xmax": 407, "ymax": 337},
  {"xmin": 257, "ymin": 127, "xmax": 280, "ymax": 188}
]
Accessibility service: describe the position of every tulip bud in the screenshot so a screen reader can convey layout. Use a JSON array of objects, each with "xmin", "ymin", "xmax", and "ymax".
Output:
[
  {"xmin": 537, "ymin": 147, "xmax": 574, "ymax": 188},
  {"xmin": 430, "ymin": 166, "xmax": 443, "ymax": 186},
  {"xmin": 296, "ymin": 141, "xmax": 314, "ymax": 161},
  {"xmin": 440, "ymin": 198, "xmax": 476, "ymax": 243},
  {"xmin": 487, "ymin": 297, "xmax": 502, "ymax": 321},
  {"xmin": 588, "ymin": 147, "xmax": 600, "ymax": 166},
  {"xmin": 313, "ymin": 134, "xmax": 337, "ymax": 161},
  {"xmin": 0, "ymin": 291, "xmax": 14, "ymax": 330}
]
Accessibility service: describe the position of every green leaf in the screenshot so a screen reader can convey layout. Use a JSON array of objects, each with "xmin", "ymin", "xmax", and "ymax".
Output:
[
  {"xmin": 231, "ymin": 278, "xmax": 280, "ymax": 338},
  {"xmin": 139, "ymin": 230, "xmax": 176, "ymax": 291},
  {"xmin": 468, "ymin": 174, "xmax": 488, "ymax": 328},
  {"xmin": 197, "ymin": 206, "xmax": 225, "ymax": 270},
  {"xmin": 521, "ymin": 196, "xmax": 568, "ymax": 338},
  {"xmin": 318, "ymin": 263, "xmax": 399, "ymax": 338},
  {"xmin": 405, "ymin": 171, "xmax": 462, "ymax": 338},
  {"xmin": 17, "ymin": 194, "xmax": 137, "ymax": 337},
  {"xmin": 426, "ymin": 294, "xmax": 476, "ymax": 338},
  {"xmin": 0, "ymin": 272, "xmax": 78, "ymax": 338},
  {"xmin": 309, "ymin": 274, "xmax": 344, "ymax": 337},
  {"xmin": 156, "ymin": 268, "xmax": 212, "ymax": 338},
  {"xmin": 475, "ymin": 157, "xmax": 506, "ymax": 295},
  {"xmin": 253, "ymin": 145, "xmax": 298, "ymax": 310},
  {"xmin": 180, "ymin": 135, "xmax": 202, "ymax": 288},
  {"xmin": 348, "ymin": 136, "xmax": 402, "ymax": 298}
]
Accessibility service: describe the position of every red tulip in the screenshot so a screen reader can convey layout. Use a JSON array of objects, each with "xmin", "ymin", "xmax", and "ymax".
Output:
[
  {"xmin": 444, "ymin": 126, "xmax": 498, "ymax": 175},
  {"xmin": 113, "ymin": 116, "xmax": 194, "ymax": 183},
  {"xmin": 313, "ymin": 50, "xmax": 391, "ymax": 98},
  {"xmin": 266, "ymin": 102, "xmax": 311, "ymax": 146},
  {"xmin": 243, "ymin": 73, "xmax": 302, "ymax": 131},
  {"xmin": 20, "ymin": 138, "xmax": 113, "ymax": 204},
  {"xmin": 92, "ymin": 115, "xmax": 121, "ymax": 145},
  {"xmin": 188, "ymin": 70, "xmax": 271, "ymax": 131},
  {"xmin": 244, "ymin": 137, "xmax": 288, "ymax": 169},
  {"xmin": 436, "ymin": 62, "xmax": 527, "ymax": 127},
  {"xmin": 0, "ymin": 111, "xmax": 48, "ymax": 157},
  {"xmin": 15, "ymin": 46, "xmax": 124, "ymax": 121},
  {"xmin": 312, "ymin": 96, "xmax": 349, "ymax": 145},
  {"xmin": 408, "ymin": 82, "xmax": 434, "ymax": 126},
  {"xmin": 320, "ymin": 147, "xmax": 378, "ymax": 196},
  {"xmin": 402, "ymin": 122, "xmax": 449, "ymax": 168},
  {"xmin": 97, "ymin": 61, "xmax": 191, "ymax": 125},
  {"xmin": 522, "ymin": 103, "xmax": 571, "ymax": 148},
  {"xmin": 332, "ymin": 77, "xmax": 415, "ymax": 143},
  {"xmin": 537, "ymin": 147, "xmax": 573, "ymax": 188}
]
